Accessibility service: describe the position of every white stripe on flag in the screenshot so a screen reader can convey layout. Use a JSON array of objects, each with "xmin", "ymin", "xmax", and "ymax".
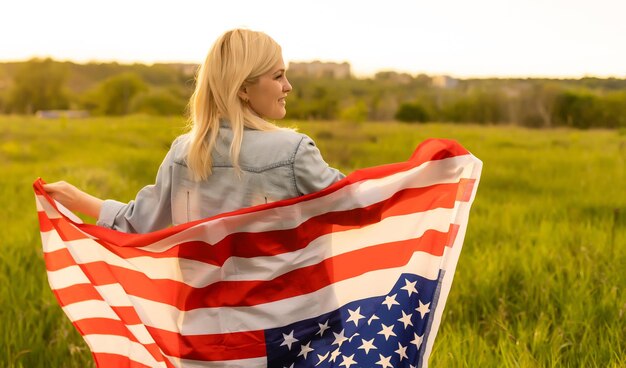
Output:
[
  {"xmin": 164, "ymin": 354, "xmax": 267, "ymax": 368},
  {"xmin": 83, "ymin": 334, "xmax": 167, "ymax": 368},
  {"xmin": 47, "ymin": 267, "xmax": 91, "ymax": 289},
  {"xmin": 36, "ymin": 194, "xmax": 84, "ymax": 223},
  {"xmin": 35, "ymin": 194, "xmax": 62, "ymax": 219},
  {"xmin": 62, "ymin": 300, "xmax": 120, "ymax": 321},
  {"xmin": 127, "ymin": 323, "xmax": 159, "ymax": 345},
  {"xmin": 41, "ymin": 230, "xmax": 68, "ymax": 253}
]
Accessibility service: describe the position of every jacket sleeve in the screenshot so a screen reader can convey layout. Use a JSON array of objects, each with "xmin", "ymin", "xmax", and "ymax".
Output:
[
  {"xmin": 293, "ymin": 135, "xmax": 345, "ymax": 195},
  {"xmin": 96, "ymin": 139, "xmax": 180, "ymax": 233}
]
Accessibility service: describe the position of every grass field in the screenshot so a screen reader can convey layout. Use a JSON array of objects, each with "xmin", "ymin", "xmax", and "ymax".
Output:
[{"xmin": 1, "ymin": 115, "xmax": 625, "ymax": 367}]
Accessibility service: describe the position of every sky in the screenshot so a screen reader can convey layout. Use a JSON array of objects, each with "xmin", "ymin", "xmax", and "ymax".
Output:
[{"xmin": 1, "ymin": 0, "xmax": 625, "ymax": 78}]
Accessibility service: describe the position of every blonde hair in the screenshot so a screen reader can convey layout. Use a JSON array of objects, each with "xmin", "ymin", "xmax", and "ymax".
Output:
[{"xmin": 186, "ymin": 29, "xmax": 282, "ymax": 181}]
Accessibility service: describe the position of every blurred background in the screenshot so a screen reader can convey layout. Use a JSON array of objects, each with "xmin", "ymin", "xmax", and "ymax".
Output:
[
  {"xmin": 0, "ymin": 0, "xmax": 625, "ymax": 126},
  {"xmin": 1, "ymin": 1, "xmax": 625, "ymax": 367}
]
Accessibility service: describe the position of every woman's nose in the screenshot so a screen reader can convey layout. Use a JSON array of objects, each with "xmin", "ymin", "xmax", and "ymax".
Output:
[{"xmin": 283, "ymin": 78, "xmax": 292, "ymax": 93}]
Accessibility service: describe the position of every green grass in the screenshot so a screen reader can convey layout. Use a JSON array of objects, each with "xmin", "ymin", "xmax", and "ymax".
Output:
[{"xmin": 1, "ymin": 116, "xmax": 625, "ymax": 367}]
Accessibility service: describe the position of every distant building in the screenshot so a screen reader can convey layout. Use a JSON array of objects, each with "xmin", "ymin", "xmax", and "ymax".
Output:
[
  {"xmin": 431, "ymin": 75, "xmax": 459, "ymax": 89},
  {"xmin": 36, "ymin": 110, "xmax": 90, "ymax": 119},
  {"xmin": 374, "ymin": 71, "xmax": 413, "ymax": 84},
  {"xmin": 288, "ymin": 61, "xmax": 351, "ymax": 79}
]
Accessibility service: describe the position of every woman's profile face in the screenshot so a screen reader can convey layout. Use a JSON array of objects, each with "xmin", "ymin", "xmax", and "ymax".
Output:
[{"xmin": 242, "ymin": 59, "xmax": 292, "ymax": 119}]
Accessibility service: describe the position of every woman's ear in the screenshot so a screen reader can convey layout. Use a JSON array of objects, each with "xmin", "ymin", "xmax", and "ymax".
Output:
[{"xmin": 238, "ymin": 86, "xmax": 249, "ymax": 102}]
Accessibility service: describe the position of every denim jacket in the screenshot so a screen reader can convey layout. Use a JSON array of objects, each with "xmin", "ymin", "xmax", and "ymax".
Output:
[{"xmin": 96, "ymin": 125, "xmax": 345, "ymax": 233}]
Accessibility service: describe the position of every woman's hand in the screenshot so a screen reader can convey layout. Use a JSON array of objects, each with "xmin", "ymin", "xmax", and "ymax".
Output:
[{"xmin": 43, "ymin": 181, "xmax": 104, "ymax": 219}]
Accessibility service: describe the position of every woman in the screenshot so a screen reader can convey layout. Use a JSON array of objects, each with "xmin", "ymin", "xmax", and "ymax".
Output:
[{"xmin": 44, "ymin": 29, "xmax": 344, "ymax": 233}]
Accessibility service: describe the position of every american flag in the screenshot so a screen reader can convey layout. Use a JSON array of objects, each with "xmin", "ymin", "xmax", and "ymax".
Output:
[{"xmin": 35, "ymin": 138, "xmax": 482, "ymax": 367}]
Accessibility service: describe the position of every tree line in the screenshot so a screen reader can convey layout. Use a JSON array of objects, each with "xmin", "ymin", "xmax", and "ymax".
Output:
[
  {"xmin": 0, "ymin": 58, "xmax": 192, "ymax": 117},
  {"xmin": 1, "ymin": 58, "xmax": 625, "ymax": 129}
]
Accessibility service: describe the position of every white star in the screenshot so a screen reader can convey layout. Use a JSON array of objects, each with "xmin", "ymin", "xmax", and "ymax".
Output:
[
  {"xmin": 358, "ymin": 338, "xmax": 377, "ymax": 354},
  {"xmin": 329, "ymin": 349, "xmax": 341, "ymax": 363},
  {"xmin": 378, "ymin": 323, "xmax": 397, "ymax": 341},
  {"xmin": 280, "ymin": 330, "xmax": 298, "ymax": 350},
  {"xmin": 346, "ymin": 307, "xmax": 365, "ymax": 327},
  {"xmin": 401, "ymin": 279, "xmax": 418, "ymax": 296},
  {"xmin": 376, "ymin": 353, "xmax": 393, "ymax": 368},
  {"xmin": 368, "ymin": 314, "xmax": 380, "ymax": 325},
  {"xmin": 315, "ymin": 352, "xmax": 329, "ymax": 366},
  {"xmin": 284, "ymin": 364, "xmax": 294, "ymax": 368},
  {"xmin": 410, "ymin": 365, "xmax": 417, "ymax": 368},
  {"xmin": 339, "ymin": 354, "xmax": 358, "ymax": 368},
  {"xmin": 395, "ymin": 342, "xmax": 408, "ymax": 361},
  {"xmin": 410, "ymin": 332, "xmax": 424, "ymax": 349},
  {"xmin": 332, "ymin": 329, "xmax": 349, "ymax": 348},
  {"xmin": 397, "ymin": 310, "xmax": 414, "ymax": 328},
  {"xmin": 382, "ymin": 294, "xmax": 400, "ymax": 310},
  {"xmin": 416, "ymin": 300, "xmax": 431, "ymax": 319},
  {"xmin": 298, "ymin": 342, "xmax": 314, "ymax": 359},
  {"xmin": 348, "ymin": 332, "xmax": 360, "ymax": 342},
  {"xmin": 316, "ymin": 320, "xmax": 330, "ymax": 336}
]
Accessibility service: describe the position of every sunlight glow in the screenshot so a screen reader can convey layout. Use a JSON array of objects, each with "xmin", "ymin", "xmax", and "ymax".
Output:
[{"xmin": 1, "ymin": 0, "xmax": 624, "ymax": 78}]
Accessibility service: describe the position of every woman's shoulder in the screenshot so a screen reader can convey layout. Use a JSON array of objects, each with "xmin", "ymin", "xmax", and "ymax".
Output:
[
  {"xmin": 243, "ymin": 128, "xmax": 312, "ymax": 157},
  {"xmin": 167, "ymin": 128, "xmax": 318, "ymax": 168},
  {"xmin": 169, "ymin": 133, "xmax": 191, "ymax": 165},
  {"xmin": 247, "ymin": 127, "xmax": 308, "ymax": 142}
]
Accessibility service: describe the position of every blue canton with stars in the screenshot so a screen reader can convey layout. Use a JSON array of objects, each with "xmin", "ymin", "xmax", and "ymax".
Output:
[{"xmin": 264, "ymin": 272, "xmax": 442, "ymax": 368}]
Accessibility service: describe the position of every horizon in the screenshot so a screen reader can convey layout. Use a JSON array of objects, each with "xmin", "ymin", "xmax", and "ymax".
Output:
[{"xmin": 1, "ymin": 56, "xmax": 623, "ymax": 81}]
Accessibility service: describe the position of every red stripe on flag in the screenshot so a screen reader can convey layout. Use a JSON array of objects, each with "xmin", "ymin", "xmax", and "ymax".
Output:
[
  {"xmin": 53, "ymin": 284, "xmax": 104, "ymax": 305},
  {"xmin": 74, "ymin": 318, "xmax": 139, "ymax": 342},
  {"xmin": 44, "ymin": 248, "xmax": 75, "ymax": 271},
  {"xmin": 445, "ymin": 224, "xmax": 460, "ymax": 248},
  {"xmin": 38, "ymin": 211, "xmax": 54, "ymax": 232},
  {"xmin": 456, "ymin": 178, "xmax": 475, "ymax": 202},
  {"xmin": 91, "ymin": 353, "xmax": 154, "ymax": 368},
  {"xmin": 410, "ymin": 138, "xmax": 470, "ymax": 162},
  {"xmin": 51, "ymin": 218, "xmax": 90, "ymax": 241},
  {"xmin": 50, "ymin": 228, "xmax": 450, "ymax": 310},
  {"xmin": 111, "ymin": 306, "xmax": 145, "ymax": 325},
  {"xmin": 146, "ymin": 325, "xmax": 267, "ymax": 361}
]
